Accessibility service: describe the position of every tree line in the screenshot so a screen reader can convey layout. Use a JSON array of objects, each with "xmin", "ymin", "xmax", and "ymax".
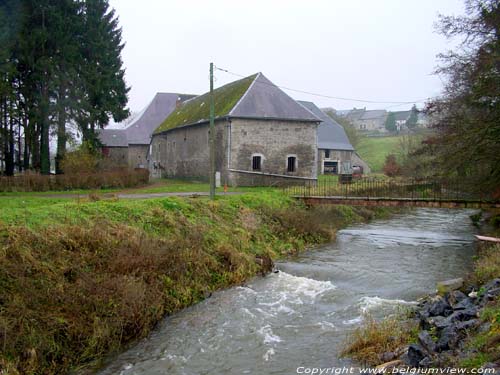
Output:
[
  {"xmin": 0, "ymin": 0, "xmax": 129, "ymax": 176},
  {"xmin": 414, "ymin": 0, "xmax": 499, "ymax": 192}
]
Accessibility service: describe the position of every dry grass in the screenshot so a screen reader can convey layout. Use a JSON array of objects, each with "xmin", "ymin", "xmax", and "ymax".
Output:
[
  {"xmin": 341, "ymin": 316, "xmax": 418, "ymax": 366},
  {"xmin": 0, "ymin": 169, "xmax": 149, "ymax": 192},
  {"xmin": 0, "ymin": 193, "xmax": 390, "ymax": 374},
  {"xmin": 473, "ymin": 243, "xmax": 500, "ymax": 285}
]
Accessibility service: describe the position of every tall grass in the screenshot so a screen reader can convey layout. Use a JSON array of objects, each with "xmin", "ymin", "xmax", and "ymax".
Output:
[{"xmin": 0, "ymin": 193, "xmax": 386, "ymax": 373}]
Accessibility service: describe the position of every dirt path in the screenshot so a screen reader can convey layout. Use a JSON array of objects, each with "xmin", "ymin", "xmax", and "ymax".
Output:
[{"xmin": 0, "ymin": 191, "xmax": 244, "ymax": 199}]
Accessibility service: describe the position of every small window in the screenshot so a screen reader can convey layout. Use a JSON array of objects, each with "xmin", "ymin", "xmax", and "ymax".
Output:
[
  {"xmin": 252, "ymin": 155, "xmax": 262, "ymax": 171},
  {"xmin": 325, "ymin": 150, "xmax": 330, "ymax": 159},
  {"xmin": 287, "ymin": 156, "xmax": 296, "ymax": 172}
]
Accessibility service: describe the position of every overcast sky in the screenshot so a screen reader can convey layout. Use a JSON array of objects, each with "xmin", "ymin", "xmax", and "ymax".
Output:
[{"xmin": 108, "ymin": 0, "xmax": 464, "ymax": 115}]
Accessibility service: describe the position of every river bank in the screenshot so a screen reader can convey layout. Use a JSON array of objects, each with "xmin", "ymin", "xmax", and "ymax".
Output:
[
  {"xmin": 342, "ymin": 211, "xmax": 500, "ymax": 371},
  {"xmin": 0, "ymin": 192, "xmax": 390, "ymax": 374}
]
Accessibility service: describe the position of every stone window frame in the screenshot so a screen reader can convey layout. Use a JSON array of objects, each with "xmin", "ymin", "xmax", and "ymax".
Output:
[
  {"xmin": 286, "ymin": 154, "xmax": 298, "ymax": 173},
  {"xmin": 251, "ymin": 153, "xmax": 264, "ymax": 171}
]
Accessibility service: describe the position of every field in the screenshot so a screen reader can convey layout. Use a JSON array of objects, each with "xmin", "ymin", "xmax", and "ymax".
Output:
[{"xmin": 356, "ymin": 135, "xmax": 406, "ymax": 172}]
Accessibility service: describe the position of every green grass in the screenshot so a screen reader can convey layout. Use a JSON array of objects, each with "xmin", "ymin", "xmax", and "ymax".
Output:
[
  {"xmin": 0, "ymin": 191, "xmax": 389, "ymax": 373},
  {"xmin": 356, "ymin": 135, "xmax": 406, "ymax": 172},
  {"xmin": 0, "ymin": 178, "xmax": 279, "ymax": 197}
]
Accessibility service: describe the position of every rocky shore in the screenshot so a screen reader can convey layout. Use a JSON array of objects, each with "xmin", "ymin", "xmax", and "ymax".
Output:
[{"xmin": 375, "ymin": 277, "xmax": 500, "ymax": 372}]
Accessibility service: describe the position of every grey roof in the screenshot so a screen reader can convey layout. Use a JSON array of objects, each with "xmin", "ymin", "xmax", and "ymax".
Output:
[
  {"xmin": 229, "ymin": 73, "xmax": 320, "ymax": 122},
  {"xmin": 298, "ymin": 101, "xmax": 354, "ymax": 151},
  {"xmin": 360, "ymin": 110, "xmax": 387, "ymax": 121},
  {"xmin": 98, "ymin": 128, "xmax": 128, "ymax": 147},
  {"xmin": 345, "ymin": 108, "xmax": 366, "ymax": 121},
  {"xmin": 99, "ymin": 92, "xmax": 195, "ymax": 147},
  {"xmin": 393, "ymin": 110, "xmax": 411, "ymax": 121}
]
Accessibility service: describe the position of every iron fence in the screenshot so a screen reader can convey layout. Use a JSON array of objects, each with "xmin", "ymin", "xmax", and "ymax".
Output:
[{"xmin": 284, "ymin": 177, "xmax": 496, "ymax": 202}]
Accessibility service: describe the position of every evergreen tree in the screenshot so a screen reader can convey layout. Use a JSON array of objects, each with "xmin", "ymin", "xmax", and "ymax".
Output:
[
  {"xmin": 405, "ymin": 104, "xmax": 419, "ymax": 129},
  {"xmin": 77, "ymin": 0, "xmax": 129, "ymax": 146},
  {"xmin": 385, "ymin": 112, "xmax": 397, "ymax": 132}
]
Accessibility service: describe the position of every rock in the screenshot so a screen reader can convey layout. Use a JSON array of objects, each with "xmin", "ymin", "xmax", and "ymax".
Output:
[
  {"xmin": 468, "ymin": 290, "xmax": 478, "ymax": 299},
  {"xmin": 446, "ymin": 308, "xmax": 479, "ymax": 324},
  {"xmin": 437, "ymin": 278, "xmax": 464, "ymax": 295},
  {"xmin": 437, "ymin": 325, "xmax": 459, "ymax": 351},
  {"xmin": 419, "ymin": 356, "xmax": 434, "ymax": 368},
  {"xmin": 453, "ymin": 297, "xmax": 476, "ymax": 311},
  {"xmin": 407, "ymin": 344, "xmax": 426, "ymax": 367},
  {"xmin": 433, "ymin": 316, "xmax": 453, "ymax": 330},
  {"xmin": 418, "ymin": 330, "xmax": 437, "ymax": 353},
  {"xmin": 448, "ymin": 290, "xmax": 468, "ymax": 305},
  {"xmin": 483, "ymin": 278, "xmax": 500, "ymax": 292},
  {"xmin": 379, "ymin": 351, "xmax": 396, "ymax": 363},
  {"xmin": 428, "ymin": 297, "xmax": 452, "ymax": 317},
  {"xmin": 455, "ymin": 319, "xmax": 479, "ymax": 332}
]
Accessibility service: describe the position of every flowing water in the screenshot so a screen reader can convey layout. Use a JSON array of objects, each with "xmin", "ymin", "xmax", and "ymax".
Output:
[{"xmin": 98, "ymin": 208, "xmax": 478, "ymax": 375}]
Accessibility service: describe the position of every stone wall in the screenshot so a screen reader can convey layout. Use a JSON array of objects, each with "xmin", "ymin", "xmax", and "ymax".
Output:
[
  {"xmin": 102, "ymin": 147, "xmax": 128, "ymax": 167},
  {"xmin": 150, "ymin": 118, "xmax": 318, "ymax": 186},
  {"xmin": 228, "ymin": 118, "xmax": 318, "ymax": 186},
  {"xmin": 150, "ymin": 120, "xmax": 228, "ymax": 181},
  {"xmin": 128, "ymin": 145, "xmax": 149, "ymax": 169},
  {"xmin": 317, "ymin": 149, "xmax": 353, "ymax": 175}
]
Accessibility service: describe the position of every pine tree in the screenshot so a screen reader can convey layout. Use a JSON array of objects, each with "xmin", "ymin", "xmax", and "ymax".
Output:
[
  {"xmin": 77, "ymin": 0, "xmax": 129, "ymax": 146},
  {"xmin": 405, "ymin": 104, "xmax": 418, "ymax": 129},
  {"xmin": 385, "ymin": 112, "xmax": 397, "ymax": 132}
]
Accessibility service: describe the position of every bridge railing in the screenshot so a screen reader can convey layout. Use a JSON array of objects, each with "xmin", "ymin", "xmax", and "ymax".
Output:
[{"xmin": 283, "ymin": 177, "xmax": 495, "ymax": 202}]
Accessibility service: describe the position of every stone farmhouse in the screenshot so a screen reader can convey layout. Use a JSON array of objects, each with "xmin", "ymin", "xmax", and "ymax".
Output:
[
  {"xmin": 98, "ymin": 92, "xmax": 194, "ymax": 168},
  {"xmin": 297, "ymin": 101, "xmax": 354, "ymax": 175},
  {"xmin": 150, "ymin": 73, "xmax": 321, "ymax": 186},
  {"xmin": 343, "ymin": 108, "xmax": 388, "ymax": 132}
]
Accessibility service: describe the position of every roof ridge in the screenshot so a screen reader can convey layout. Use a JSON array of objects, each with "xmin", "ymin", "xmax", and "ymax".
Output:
[{"xmin": 228, "ymin": 72, "xmax": 261, "ymax": 116}]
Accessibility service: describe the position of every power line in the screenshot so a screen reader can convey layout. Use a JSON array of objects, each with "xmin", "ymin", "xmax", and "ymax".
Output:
[{"xmin": 215, "ymin": 66, "xmax": 429, "ymax": 106}]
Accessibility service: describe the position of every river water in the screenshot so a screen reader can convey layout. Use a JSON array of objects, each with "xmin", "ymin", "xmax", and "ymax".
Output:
[{"xmin": 98, "ymin": 208, "xmax": 478, "ymax": 375}]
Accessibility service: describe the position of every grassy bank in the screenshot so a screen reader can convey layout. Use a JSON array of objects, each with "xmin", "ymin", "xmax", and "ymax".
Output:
[{"xmin": 0, "ymin": 192, "xmax": 389, "ymax": 374}]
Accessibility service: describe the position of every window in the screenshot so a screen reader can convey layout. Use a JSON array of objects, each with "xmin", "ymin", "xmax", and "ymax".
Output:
[
  {"xmin": 252, "ymin": 155, "xmax": 261, "ymax": 171},
  {"xmin": 287, "ymin": 156, "xmax": 296, "ymax": 172},
  {"xmin": 325, "ymin": 150, "xmax": 330, "ymax": 159}
]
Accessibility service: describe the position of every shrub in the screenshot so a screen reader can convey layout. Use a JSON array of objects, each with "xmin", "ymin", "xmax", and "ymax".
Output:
[
  {"xmin": 383, "ymin": 154, "xmax": 402, "ymax": 177},
  {"xmin": 60, "ymin": 143, "xmax": 100, "ymax": 174}
]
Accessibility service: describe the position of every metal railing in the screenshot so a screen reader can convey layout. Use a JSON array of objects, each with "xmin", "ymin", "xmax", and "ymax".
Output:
[{"xmin": 283, "ymin": 176, "xmax": 495, "ymax": 202}]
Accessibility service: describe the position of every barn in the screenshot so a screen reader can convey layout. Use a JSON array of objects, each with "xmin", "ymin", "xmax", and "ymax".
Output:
[{"xmin": 150, "ymin": 73, "xmax": 321, "ymax": 186}]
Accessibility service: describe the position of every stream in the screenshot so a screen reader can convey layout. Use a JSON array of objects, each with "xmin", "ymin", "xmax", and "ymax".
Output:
[{"xmin": 98, "ymin": 208, "xmax": 478, "ymax": 374}]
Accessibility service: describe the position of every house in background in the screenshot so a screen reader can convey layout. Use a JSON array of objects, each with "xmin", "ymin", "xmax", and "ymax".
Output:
[
  {"xmin": 298, "ymin": 101, "xmax": 355, "ymax": 175},
  {"xmin": 98, "ymin": 92, "xmax": 195, "ymax": 168},
  {"xmin": 150, "ymin": 73, "xmax": 321, "ymax": 186},
  {"xmin": 341, "ymin": 108, "xmax": 388, "ymax": 132},
  {"xmin": 393, "ymin": 110, "xmax": 412, "ymax": 132}
]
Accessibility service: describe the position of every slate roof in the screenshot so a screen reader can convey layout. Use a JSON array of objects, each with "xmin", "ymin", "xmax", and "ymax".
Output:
[
  {"xmin": 98, "ymin": 128, "xmax": 128, "ymax": 147},
  {"xmin": 360, "ymin": 110, "xmax": 387, "ymax": 121},
  {"xmin": 154, "ymin": 73, "xmax": 320, "ymax": 134},
  {"xmin": 393, "ymin": 110, "xmax": 412, "ymax": 121},
  {"xmin": 298, "ymin": 101, "xmax": 354, "ymax": 151},
  {"xmin": 99, "ymin": 92, "xmax": 195, "ymax": 147}
]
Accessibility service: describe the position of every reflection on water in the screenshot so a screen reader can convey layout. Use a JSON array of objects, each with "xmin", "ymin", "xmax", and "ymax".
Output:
[{"xmin": 98, "ymin": 208, "xmax": 477, "ymax": 375}]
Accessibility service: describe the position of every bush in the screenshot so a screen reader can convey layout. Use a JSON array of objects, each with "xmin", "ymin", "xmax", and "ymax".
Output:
[
  {"xmin": 383, "ymin": 154, "xmax": 402, "ymax": 177},
  {"xmin": 60, "ymin": 143, "xmax": 100, "ymax": 174},
  {"xmin": 0, "ymin": 169, "xmax": 149, "ymax": 192}
]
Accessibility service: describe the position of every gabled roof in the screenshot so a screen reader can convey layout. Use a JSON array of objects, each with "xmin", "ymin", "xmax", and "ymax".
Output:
[
  {"xmin": 298, "ymin": 101, "xmax": 354, "ymax": 151},
  {"xmin": 154, "ymin": 73, "xmax": 320, "ymax": 134},
  {"xmin": 98, "ymin": 128, "xmax": 128, "ymax": 147},
  {"xmin": 360, "ymin": 110, "xmax": 387, "ymax": 121},
  {"xmin": 393, "ymin": 110, "xmax": 411, "ymax": 121},
  {"xmin": 99, "ymin": 92, "xmax": 195, "ymax": 147}
]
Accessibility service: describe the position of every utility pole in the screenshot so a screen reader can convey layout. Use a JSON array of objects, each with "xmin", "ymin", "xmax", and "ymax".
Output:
[{"xmin": 209, "ymin": 62, "xmax": 216, "ymax": 200}]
